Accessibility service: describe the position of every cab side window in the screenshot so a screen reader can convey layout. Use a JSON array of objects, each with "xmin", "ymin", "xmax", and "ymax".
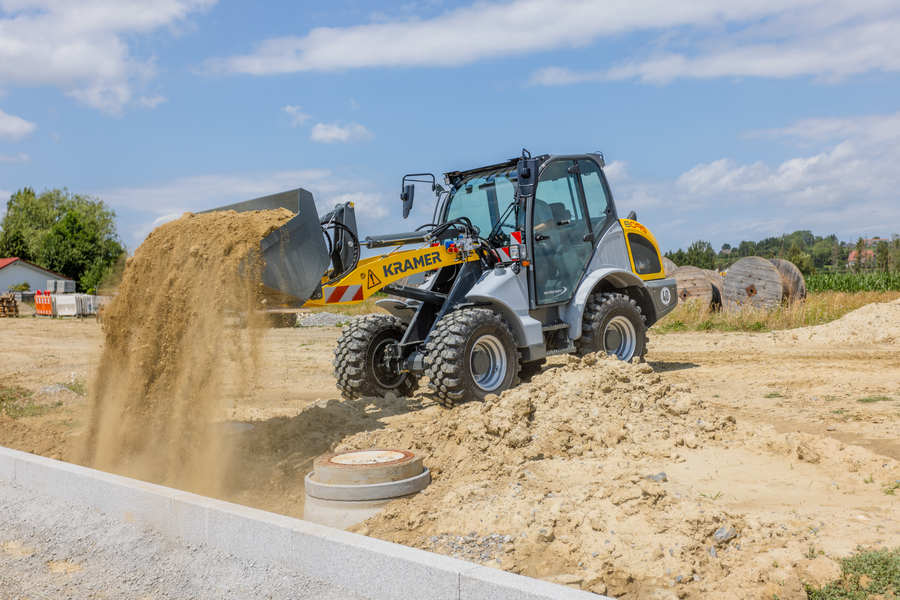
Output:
[{"xmin": 579, "ymin": 161, "xmax": 611, "ymax": 234}]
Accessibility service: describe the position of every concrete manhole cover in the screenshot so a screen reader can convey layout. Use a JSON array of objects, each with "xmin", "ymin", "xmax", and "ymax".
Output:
[{"xmin": 331, "ymin": 450, "xmax": 406, "ymax": 465}]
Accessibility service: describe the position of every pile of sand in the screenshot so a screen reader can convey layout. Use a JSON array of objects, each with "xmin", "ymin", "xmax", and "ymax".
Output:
[
  {"xmin": 326, "ymin": 352, "xmax": 899, "ymax": 599},
  {"xmin": 336, "ymin": 355, "xmax": 747, "ymax": 597},
  {"xmin": 80, "ymin": 209, "xmax": 293, "ymax": 493},
  {"xmin": 773, "ymin": 298, "xmax": 900, "ymax": 347}
]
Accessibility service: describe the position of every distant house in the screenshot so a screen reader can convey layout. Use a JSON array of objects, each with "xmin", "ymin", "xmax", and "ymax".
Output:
[
  {"xmin": 0, "ymin": 258, "xmax": 73, "ymax": 292},
  {"xmin": 847, "ymin": 249, "xmax": 875, "ymax": 268}
]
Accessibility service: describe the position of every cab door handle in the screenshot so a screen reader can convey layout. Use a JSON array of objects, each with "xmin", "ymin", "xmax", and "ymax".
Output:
[{"xmin": 582, "ymin": 233, "xmax": 595, "ymax": 243}]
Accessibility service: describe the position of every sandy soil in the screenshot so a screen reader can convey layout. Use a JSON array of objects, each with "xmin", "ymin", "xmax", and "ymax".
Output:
[{"xmin": 1, "ymin": 300, "xmax": 899, "ymax": 599}]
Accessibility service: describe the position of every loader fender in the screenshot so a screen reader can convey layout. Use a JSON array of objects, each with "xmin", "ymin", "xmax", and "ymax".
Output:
[
  {"xmin": 563, "ymin": 268, "xmax": 646, "ymax": 342},
  {"xmin": 465, "ymin": 266, "xmax": 543, "ymax": 349},
  {"xmin": 374, "ymin": 299, "xmax": 417, "ymax": 325}
]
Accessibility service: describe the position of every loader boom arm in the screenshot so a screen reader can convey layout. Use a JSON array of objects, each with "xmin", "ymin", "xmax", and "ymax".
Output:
[{"xmin": 304, "ymin": 243, "xmax": 479, "ymax": 306}]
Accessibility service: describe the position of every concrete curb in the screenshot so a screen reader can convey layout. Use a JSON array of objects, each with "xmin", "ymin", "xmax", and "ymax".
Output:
[{"xmin": 0, "ymin": 447, "xmax": 607, "ymax": 600}]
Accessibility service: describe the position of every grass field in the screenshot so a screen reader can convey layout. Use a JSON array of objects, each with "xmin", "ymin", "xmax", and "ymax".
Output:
[{"xmin": 653, "ymin": 291, "xmax": 900, "ymax": 333}]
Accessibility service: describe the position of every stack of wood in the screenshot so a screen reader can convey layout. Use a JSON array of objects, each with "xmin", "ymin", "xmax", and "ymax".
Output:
[
  {"xmin": 0, "ymin": 293, "xmax": 19, "ymax": 318},
  {"xmin": 721, "ymin": 257, "xmax": 806, "ymax": 310}
]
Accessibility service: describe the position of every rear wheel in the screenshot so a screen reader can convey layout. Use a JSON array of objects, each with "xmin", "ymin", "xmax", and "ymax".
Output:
[
  {"xmin": 424, "ymin": 308, "xmax": 520, "ymax": 408},
  {"xmin": 333, "ymin": 314, "xmax": 419, "ymax": 400},
  {"xmin": 575, "ymin": 292, "xmax": 648, "ymax": 362}
]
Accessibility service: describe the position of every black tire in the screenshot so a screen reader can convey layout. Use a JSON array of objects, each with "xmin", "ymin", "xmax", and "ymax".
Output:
[
  {"xmin": 332, "ymin": 314, "xmax": 419, "ymax": 400},
  {"xmin": 519, "ymin": 358, "xmax": 546, "ymax": 381},
  {"xmin": 575, "ymin": 292, "xmax": 648, "ymax": 362},
  {"xmin": 424, "ymin": 308, "xmax": 521, "ymax": 408}
]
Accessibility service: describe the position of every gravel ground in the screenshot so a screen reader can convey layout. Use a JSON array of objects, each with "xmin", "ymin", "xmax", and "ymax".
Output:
[
  {"xmin": 0, "ymin": 481, "xmax": 367, "ymax": 600},
  {"xmin": 295, "ymin": 312, "xmax": 349, "ymax": 328}
]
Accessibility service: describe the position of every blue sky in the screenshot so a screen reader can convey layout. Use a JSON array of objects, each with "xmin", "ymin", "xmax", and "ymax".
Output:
[{"xmin": 1, "ymin": 0, "xmax": 899, "ymax": 254}]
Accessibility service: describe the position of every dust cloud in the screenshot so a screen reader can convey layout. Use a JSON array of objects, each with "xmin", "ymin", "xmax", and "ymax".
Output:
[{"xmin": 80, "ymin": 209, "xmax": 293, "ymax": 495}]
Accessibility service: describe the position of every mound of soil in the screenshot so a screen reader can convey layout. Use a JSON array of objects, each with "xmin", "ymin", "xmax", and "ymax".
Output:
[
  {"xmin": 773, "ymin": 298, "xmax": 900, "ymax": 347},
  {"xmin": 328, "ymin": 353, "xmax": 899, "ymax": 599}
]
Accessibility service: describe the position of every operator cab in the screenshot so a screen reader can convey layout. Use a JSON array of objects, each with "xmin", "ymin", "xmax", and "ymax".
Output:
[{"xmin": 441, "ymin": 153, "xmax": 617, "ymax": 306}]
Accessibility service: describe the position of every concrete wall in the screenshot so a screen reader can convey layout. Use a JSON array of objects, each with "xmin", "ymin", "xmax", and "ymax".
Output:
[{"xmin": 0, "ymin": 447, "xmax": 606, "ymax": 600}]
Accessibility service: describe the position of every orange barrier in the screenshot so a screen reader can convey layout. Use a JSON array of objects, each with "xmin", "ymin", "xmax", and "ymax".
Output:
[{"xmin": 35, "ymin": 294, "xmax": 53, "ymax": 316}]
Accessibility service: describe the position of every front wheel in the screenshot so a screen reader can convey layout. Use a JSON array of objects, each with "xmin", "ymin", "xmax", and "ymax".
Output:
[
  {"xmin": 332, "ymin": 314, "xmax": 419, "ymax": 400},
  {"xmin": 424, "ymin": 308, "xmax": 520, "ymax": 408},
  {"xmin": 575, "ymin": 292, "xmax": 648, "ymax": 362}
]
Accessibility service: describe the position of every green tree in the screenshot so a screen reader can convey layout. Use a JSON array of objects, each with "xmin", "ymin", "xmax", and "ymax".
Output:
[
  {"xmin": 684, "ymin": 240, "xmax": 716, "ymax": 269},
  {"xmin": 721, "ymin": 243, "xmax": 731, "ymax": 251},
  {"xmin": 666, "ymin": 240, "xmax": 718, "ymax": 269},
  {"xmin": 39, "ymin": 211, "xmax": 125, "ymax": 291},
  {"xmin": 889, "ymin": 235, "xmax": 899, "ymax": 272},
  {"xmin": 0, "ymin": 187, "xmax": 125, "ymax": 290},
  {"xmin": 737, "ymin": 240, "xmax": 757, "ymax": 258},
  {"xmin": 785, "ymin": 243, "xmax": 816, "ymax": 276},
  {"xmin": 664, "ymin": 248, "xmax": 687, "ymax": 267},
  {"xmin": 875, "ymin": 240, "xmax": 890, "ymax": 272},
  {"xmin": 830, "ymin": 241, "xmax": 845, "ymax": 270},
  {"xmin": 854, "ymin": 237, "xmax": 867, "ymax": 273},
  {"xmin": 809, "ymin": 239, "xmax": 832, "ymax": 270},
  {"xmin": 0, "ymin": 227, "xmax": 30, "ymax": 260}
]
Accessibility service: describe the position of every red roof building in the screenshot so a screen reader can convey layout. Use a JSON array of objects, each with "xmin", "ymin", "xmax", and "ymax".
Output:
[
  {"xmin": 0, "ymin": 257, "xmax": 72, "ymax": 292},
  {"xmin": 848, "ymin": 250, "xmax": 875, "ymax": 265}
]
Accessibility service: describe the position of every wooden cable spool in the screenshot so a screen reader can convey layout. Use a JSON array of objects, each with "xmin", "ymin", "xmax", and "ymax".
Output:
[
  {"xmin": 722, "ymin": 257, "xmax": 787, "ymax": 310},
  {"xmin": 702, "ymin": 269, "xmax": 724, "ymax": 308},
  {"xmin": 672, "ymin": 265, "xmax": 714, "ymax": 307},
  {"xmin": 662, "ymin": 257, "xmax": 678, "ymax": 278},
  {"xmin": 769, "ymin": 258, "xmax": 807, "ymax": 302}
]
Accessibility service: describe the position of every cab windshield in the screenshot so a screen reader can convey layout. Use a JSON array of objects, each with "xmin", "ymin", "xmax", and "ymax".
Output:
[{"xmin": 444, "ymin": 170, "xmax": 519, "ymax": 244}]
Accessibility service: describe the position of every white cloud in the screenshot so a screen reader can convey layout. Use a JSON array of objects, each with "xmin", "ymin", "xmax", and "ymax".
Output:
[
  {"xmin": 601, "ymin": 160, "xmax": 629, "ymax": 185},
  {"xmin": 746, "ymin": 112, "xmax": 900, "ymax": 146},
  {"xmin": 0, "ymin": 0, "xmax": 215, "ymax": 114},
  {"xmin": 282, "ymin": 105, "xmax": 311, "ymax": 126},
  {"xmin": 206, "ymin": 0, "xmax": 900, "ymax": 84},
  {"xmin": 0, "ymin": 108, "xmax": 37, "ymax": 141},
  {"xmin": 310, "ymin": 122, "xmax": 373, "ymax": 144},
  {"xmin": 329, "ymin": 192, "xmax": 389, "ymax": 219},
  {"xmin": 349, "ymin": 99, "xmax": 360, "ymax": 111},
  {"xmin": 603, "ymin": 19, "xmax": 900, "ymax": 84},
  {"xmin": 134, "ymin": 94, "xmax": 167, "ymax": 109},
  {"xmin": 129, "ymin": 212, "xmax": 182, "ymax": 240},
  {"xmin": 610, "ymin": 113, "xmax": 900, "ymax": 249},
  {"xmin": 0, "ymin": 152, "xmax": 30, "ymax": 163}
]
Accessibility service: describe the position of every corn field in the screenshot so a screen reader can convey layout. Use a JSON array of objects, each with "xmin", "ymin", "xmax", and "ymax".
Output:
[{"xmin": 806, "ymin": 272, "xmax": 900, "ymax": 293}]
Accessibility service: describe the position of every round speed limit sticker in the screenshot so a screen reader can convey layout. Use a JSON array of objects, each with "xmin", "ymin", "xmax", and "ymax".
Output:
[{"xmin": 660, "ymin": 287, "xmax": 672, "ymax": 306}]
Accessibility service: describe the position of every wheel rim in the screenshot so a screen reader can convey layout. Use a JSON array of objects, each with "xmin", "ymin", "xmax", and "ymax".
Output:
[
  {"xmin": 603, "ymin": 315, "xmax": 636, "ymax": 360},
  {"xmin": 470, "ymin": 334, "xmax": 507, "ymax": 392},
  {"xmin": 372, "ymin": 338, "xmax": 406, "ymax": 390}
]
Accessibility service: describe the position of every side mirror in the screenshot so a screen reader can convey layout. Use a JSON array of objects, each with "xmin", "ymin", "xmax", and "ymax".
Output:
[
  {"xmin": 516, "ymin": 149, "xmax": 538, "ymax": 204},
  {"xmin": 401, "ymin": 184, "xmax": 415, "ymax": 219}
]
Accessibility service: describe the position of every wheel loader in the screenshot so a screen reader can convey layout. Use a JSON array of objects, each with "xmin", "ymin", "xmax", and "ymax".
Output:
[{"xmin": 208, "ymin": 150, "xmax": 677, "ymax": 407}]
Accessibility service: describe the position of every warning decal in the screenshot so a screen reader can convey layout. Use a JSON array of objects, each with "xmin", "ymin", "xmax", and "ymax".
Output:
[{"xmin": 367, "ymin": 270, "xmax": 382, "ymax": 289}]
